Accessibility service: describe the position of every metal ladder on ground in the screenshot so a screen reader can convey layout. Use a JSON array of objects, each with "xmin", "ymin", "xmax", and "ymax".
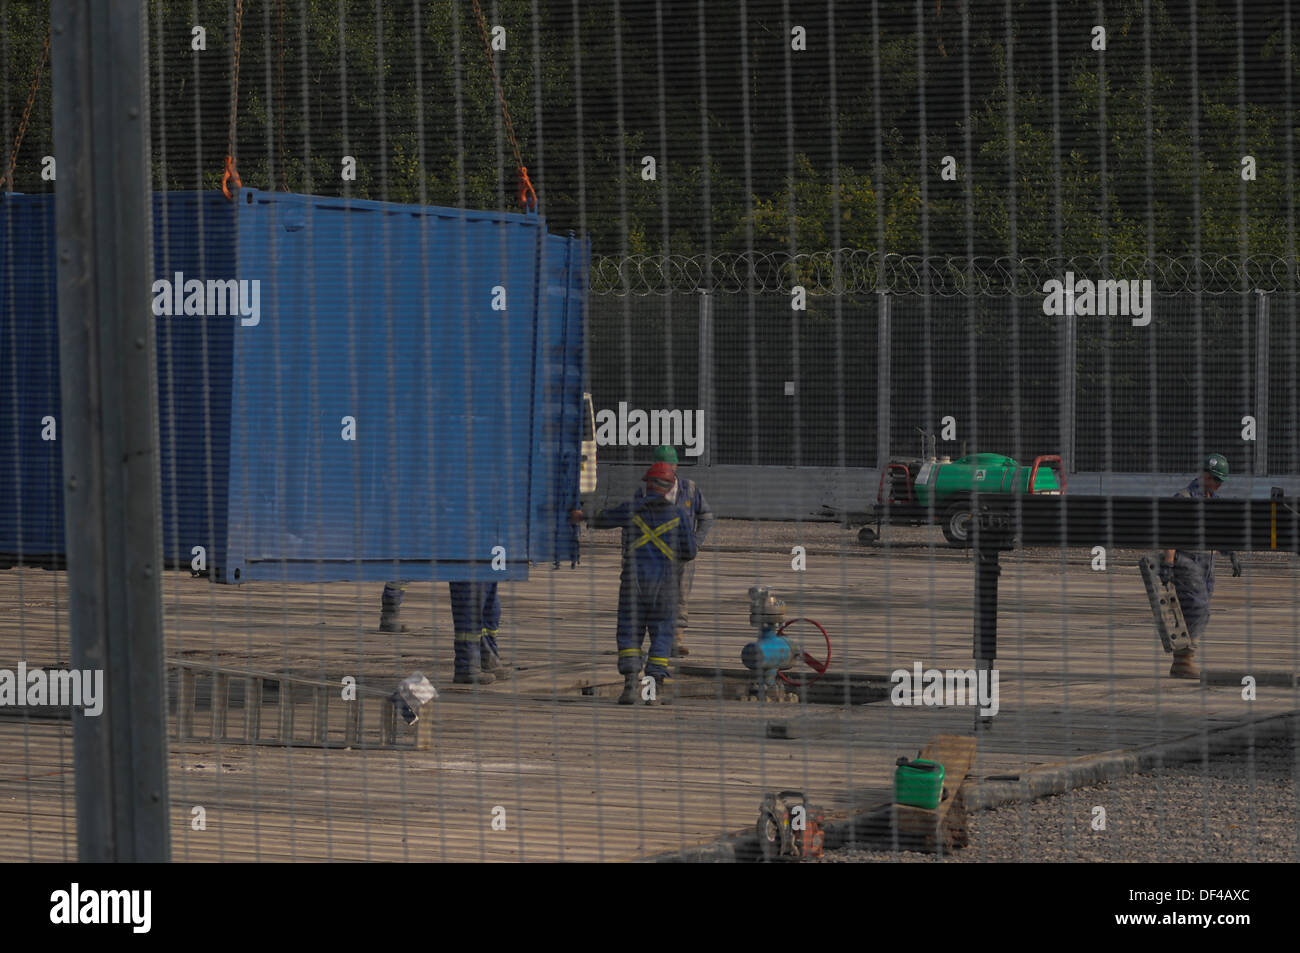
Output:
[{"xmin": 166, "ymin": 659, "xmax": 434, "ymax": 749}]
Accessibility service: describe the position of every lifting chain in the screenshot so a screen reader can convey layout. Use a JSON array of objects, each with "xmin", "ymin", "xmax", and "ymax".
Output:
[
  {"xmin": 222, "ymin": 0, "xmax": 245, "ymax": 200},
  {"xmin": 469, "ymin": 0, "xmax": 536, "ymax": 211},
  {"xmin": 2, "ymin": 29, "xmax": 51, "ymax": 194}
]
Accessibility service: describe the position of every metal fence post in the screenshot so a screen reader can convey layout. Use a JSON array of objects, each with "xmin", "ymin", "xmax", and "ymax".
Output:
[
  {"xmin": 1255, "ymin": 289, "xmax": 1270, "ymax": 477},
  {"xmin": 1060, "ymin": 301, "xmax": 1077, "ymax": 473},
  {"xmin": 50, "ymin": 0, "xmax": 171, "ymax": 861},
  {"xmin": 698, "ymin": 289, "xmax": 714, "ymax": 467},
  {"xmin": 876, "ymin": 291, "xmax": 891, "ymax": 466}
]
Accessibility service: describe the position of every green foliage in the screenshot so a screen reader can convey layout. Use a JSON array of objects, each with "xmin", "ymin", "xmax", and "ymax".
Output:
[{"xmin": 2, "ymin": 0, "xmax": 1296, "ymax": 262}]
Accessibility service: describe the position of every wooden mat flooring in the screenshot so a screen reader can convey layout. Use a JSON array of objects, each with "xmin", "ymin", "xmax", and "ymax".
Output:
[{"xmin": 2, "ymin": 539, "xmax": 1297, "ymax": 861}]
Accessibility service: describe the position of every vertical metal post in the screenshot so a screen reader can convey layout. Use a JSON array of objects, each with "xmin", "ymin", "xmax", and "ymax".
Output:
[
  {"xmin": 972, "ymin": 517, "xmax": 1016, "ymax": 666},
  {"xmin": 876, "ymin": 291, "xmax": 891, "ymax": 466},
  {"xmin": 1254, "ymin": 289, "xmax": 1269, "ymax": 477},
  {"xmin": 50, "ymin": 0, "xmax": 170, "ymax": 861},
  {"xmin": 1060, "ymin": 302, "xmax": 1077, "ymax": 473},
  {"xmin": 973, "ymin": 546, "xmax": 1001, "ymax": 664},
  {"xmin": 697, "ymin": 290, "xmax": 714, "ymax": 467}
]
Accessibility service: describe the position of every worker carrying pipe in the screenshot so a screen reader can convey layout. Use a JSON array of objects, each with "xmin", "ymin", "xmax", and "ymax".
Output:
[
  {"xmin": 1158, "ymin": 452, "xmax": 1243, "ymax": 679},
  {"xmin": 571, "ymin": 463, "xmax": 697, "ymax": 705}
]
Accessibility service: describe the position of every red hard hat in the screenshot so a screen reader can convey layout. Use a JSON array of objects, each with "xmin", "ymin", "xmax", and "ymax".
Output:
[{"xmin": 643, "ymin": 462, "xmax": 676, "ymax": 492}]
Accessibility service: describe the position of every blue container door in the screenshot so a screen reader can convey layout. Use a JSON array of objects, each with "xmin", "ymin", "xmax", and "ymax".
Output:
[
  {"xmin": 225, "ymin": 192, "xmax": 553, "ymax": 582},
  {"xmin": 0, "ymin": 197, "xmax": 61, "ymax": 561},
  {"xmin": 0, "ymin": 192, "xmax": 237, "ymax": 567}
]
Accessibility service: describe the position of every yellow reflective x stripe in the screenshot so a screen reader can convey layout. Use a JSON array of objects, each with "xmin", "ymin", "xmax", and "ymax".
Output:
[
  {"xmin": 618, "ymin": 648, "xmax": 642, "ymax": 657},
  {"xmin": 632, "ymin": 515, "xmax": 679, "ymax": 559},
  {"xmin": 647, "ymin": 657, "xmax": 671, "ymax": 667}
]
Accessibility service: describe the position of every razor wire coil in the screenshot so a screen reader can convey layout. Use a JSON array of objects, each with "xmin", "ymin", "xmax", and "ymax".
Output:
[{"xmin": 590, "ymin": 251, "xmax": 1300, "ymax": 297}]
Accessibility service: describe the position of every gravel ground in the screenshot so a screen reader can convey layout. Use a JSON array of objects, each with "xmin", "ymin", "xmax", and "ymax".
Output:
[
  {"xmin": 597, "ymin": 516, "xmax": 1300, "ymax": 863},
  {"xmin": 821, "ymin": 740, "xmax": 1300, "ymax": 862}
]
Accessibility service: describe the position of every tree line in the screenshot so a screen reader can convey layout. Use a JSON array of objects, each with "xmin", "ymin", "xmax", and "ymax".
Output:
[{"xmin": 2, "ymin": 0, "xmax": 1297, "ymax": 261}]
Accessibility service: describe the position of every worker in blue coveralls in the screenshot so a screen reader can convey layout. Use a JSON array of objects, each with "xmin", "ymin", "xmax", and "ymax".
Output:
[
  {"xmin": 377, "ymin": 580, "xmax": 506, "ymax": 685},
  {"xmin": 644, "ymin": 445, "xmax": 714, "ymax": 657},
  {"xmin": 1158, "ymin": 453, "xmax": 1242, "ymax": 679},
  {"xmin": 572, "ymin": 462, "xmax": 697, "ymax": 705}
]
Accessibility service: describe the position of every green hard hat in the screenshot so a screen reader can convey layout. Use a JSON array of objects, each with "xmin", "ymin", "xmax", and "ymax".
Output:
[
  {"xmin": 1204, "ymin": 453, "xmax": 1229, "ymax": 481},
  {"xmin": 653, "ymin": 445, "xmax": 679, "ymax": 464}
]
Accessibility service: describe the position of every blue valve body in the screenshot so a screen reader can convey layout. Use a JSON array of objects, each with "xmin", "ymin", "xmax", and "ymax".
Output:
[{"xmin": 741, "ymin": 625, "xmax": 794, "ymax": 674}]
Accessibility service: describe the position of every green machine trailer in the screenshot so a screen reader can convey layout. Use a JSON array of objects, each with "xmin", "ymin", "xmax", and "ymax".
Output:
[{"xmin": 858, "ymin": 452, "xmax": 1066, "ymax": 546}]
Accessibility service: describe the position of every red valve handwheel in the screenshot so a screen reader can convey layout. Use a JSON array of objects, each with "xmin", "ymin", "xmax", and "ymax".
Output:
[{"xmin": 776, "ymin": 618, "xmax": 832, "ymax": 686}]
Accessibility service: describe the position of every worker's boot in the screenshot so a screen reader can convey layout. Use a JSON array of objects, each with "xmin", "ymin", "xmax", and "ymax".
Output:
[
  {"xmin": 453, "ymin": 632, "xmax": 495, "ymax": 685},
  {"xmin": 652, "ymin": 675, "xmax": 671, "ymax": 706},
  {"xmin": 480, "ymin": 628, "xmax": 510, "ymax": 679},
  {"xmin": 617, "ymin": 673, "xmax": 639, "ymax": 705},
  {"xmin": 379, "ymin": 581, "xmax": 408, "ymax": 632},
  {"xmin": 1169, "ymin": 648, "xmax": 1200, "ymax": 679},
  {"xmin": 671, "ymin": 631, "xmax": 689, "ymax": 657}
]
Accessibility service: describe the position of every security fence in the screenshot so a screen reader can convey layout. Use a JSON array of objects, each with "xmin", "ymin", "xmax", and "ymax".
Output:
[
  {"xmin": 4, "ymin": 0, "xmax": 1299, "ymax": 888},
  {"xmin": 590, "ymin": 252, "xmax": 1300, "ymax": 297},
  {"xmin": 589, "ymin": 254, "xmax": 1300, "ymax": 475}
]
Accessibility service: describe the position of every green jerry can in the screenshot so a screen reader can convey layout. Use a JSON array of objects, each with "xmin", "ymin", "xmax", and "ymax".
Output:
[{"xmin": 895, "ymin": 757, "xmax": 945, "ymax": 810}]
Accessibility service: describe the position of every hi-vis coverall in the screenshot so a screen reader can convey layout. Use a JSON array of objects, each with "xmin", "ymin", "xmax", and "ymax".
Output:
[
  {"xmin": 594, "ymin": 495, "xmax": 698, "ymax": 677},
  {"xmin": 637, "ymin": 476, "xmax": 714, "ymax": 635}
]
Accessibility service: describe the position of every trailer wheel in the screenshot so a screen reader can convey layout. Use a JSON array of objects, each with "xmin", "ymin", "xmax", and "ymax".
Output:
[
  {"xmin": 941, "ymin": 502, "xmax": 974, "ymax": 547},
  {"xmin": 857, "ymin": 526, "xmax": 877, "ymax": 546},
  {"xmin": 757, "ymin": 809, "xmax": 783, "ymax": 861}
]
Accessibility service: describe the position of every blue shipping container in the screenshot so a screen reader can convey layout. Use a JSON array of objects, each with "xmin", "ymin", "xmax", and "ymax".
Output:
[{"xmin": 0, "ymin": 189, "xmax": 588, "ymax": 582}]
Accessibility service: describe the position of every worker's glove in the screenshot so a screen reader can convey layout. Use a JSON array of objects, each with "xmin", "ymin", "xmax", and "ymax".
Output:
[
  {"xmin": 1157, "ymin": 562, "xmax": 1175, "ymax": 586},
  {"xmin": 1230, "ymin": 552, "xmax": 1242, "ymax": 577},
  {"xmin": 568, "ymin": 508, "xmax": 587, "ymax": 526}
]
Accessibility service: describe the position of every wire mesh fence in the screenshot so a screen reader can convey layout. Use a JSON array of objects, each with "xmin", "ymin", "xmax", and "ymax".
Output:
[
  {"xmin": 0, "ymin": 0, "xmax": 1298, "ymax": 879},
  {"xmin": 591, "ymin": 251, "xmax": 1300, "ymax": 296},
  {"xmin": 591, "ymin": 288, "xmax": 1300, "ymax": 473}
]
